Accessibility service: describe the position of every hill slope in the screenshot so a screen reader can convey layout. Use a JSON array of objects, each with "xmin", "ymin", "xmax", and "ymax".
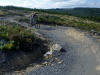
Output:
[{"xmin": 0, "ymin": 6, "xmax": 100, "ymax": 32}]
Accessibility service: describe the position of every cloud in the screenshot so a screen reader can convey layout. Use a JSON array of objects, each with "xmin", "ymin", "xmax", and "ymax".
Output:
[
  {"xmin": 52, "ymin": 0, "xmax": 87, "ymax": 8},
  {"xmin": 0, "ymin": 0, "xmax": 99, "ymax": 8}
]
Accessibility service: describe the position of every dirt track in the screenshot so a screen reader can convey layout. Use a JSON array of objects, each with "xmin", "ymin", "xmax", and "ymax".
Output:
[
  {"xmin": 21, "ymin": 25, "xmax": 100, "ymax": 75},
  {"xmin": 1, "ymin": 16, "xmax": 100, "ymax": 75}
]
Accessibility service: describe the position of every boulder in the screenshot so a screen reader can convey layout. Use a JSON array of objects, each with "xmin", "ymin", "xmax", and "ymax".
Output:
[
  {"xmin": 50, "ymin": 43, "xmax": 62, "ymax": 51},
  {"xmin": 97, "ymin": 32, "xmax": 100, "ymax": 36},
  {"xmin": 60, "ymin": 48, "xmax": 66, "ymax": 52},
  {"xmin": 44, "ymin": 43, "xmax": 66, "ymax": 57},
  {"xmin": 90, "ymin": 30, "xmax": 97, "ymax": 35}
]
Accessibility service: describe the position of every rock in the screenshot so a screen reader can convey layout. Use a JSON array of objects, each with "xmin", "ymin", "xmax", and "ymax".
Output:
[
  {"xmin": 44, "ymin": 51, "xmax": 53, "ymax": 57},
  {"xmin": 50, "ymin": 43, "xmax": 62, "ymax": 51},
  {"xmin": 58, "ymin": 60, "xmax": 63, "ymax": 64},
  {"xmin": 51, "ymin": 44, "xmax": 66, "ymax": 52},
  {"xmin": 42, "ymin": 61, "xmax": 49, "ymax": 66},
  {"xmin": 90, "ymin": 30, "xmax": 100, "ymax": 36},
  {"xmin": 90, "ymin": 30, "xmax": 97, "ymax": 35},
  {"xmin": 44, "ymin": 44, "xmax": 60, "ymax": 55},
  {"xmin": 55, "ymin": 58, "xmax": 63, "ymax": 64},
  {"xmin": 44, "ymin": 43, "xmax": 66, "ymax": 60},
  {"xmin": 60, "ymin": 48, "xmax": 66, "ymax": 52},
  {"xmin": 97, "ymin": 32, "xmax": 100, "ymax": 36}
]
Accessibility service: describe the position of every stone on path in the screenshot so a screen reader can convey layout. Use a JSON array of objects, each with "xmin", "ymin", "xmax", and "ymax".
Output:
[{"xmin": 44, "ymin": 43, "xmax": 66, "ymax": 57}]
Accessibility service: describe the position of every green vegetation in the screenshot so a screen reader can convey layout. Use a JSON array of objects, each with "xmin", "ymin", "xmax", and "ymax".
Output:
[
  {"xmin": 1, "ymin": 6, "xmax": 100, "ymax": 22},
  {"xmin": 0, "ymin": 6, "xmax": 100, "ymax": 32},
  {"xmin": 0, "ymin": 10, "xmax": 9, "ymax": 16},
  {"xmin": 0, "ymin": 20, "xmax": 20, "ymax": 26},
  {"xmin": 1, "ymin": 6, "xmax": 100, "ymax": 71},
  {"xmin": 38, "ymin": 14, "xmax": 65, "ymax": 25},
  {"xmin": 16, "ymin": 9, "xmax": 100, "ymax": 32},
  {"xmin": 36, "ymin": 13, "xmax": 100, "ymax": 32},
  {"xmin": 0, "ymin": 25, "xmax": 37, "ymax": 52},
  {"xmin": 0, "ymin": 10, "xmax": 5, "ymax": 16},
  {"xmin": 35, "ymin": 8, "xmax": 100, "ymax": 22},
  {"xmin": 0, "ymin": 24, "xmax": 49, "ymax": 71},
  {"xmin": 0, "ymin": 6, "xmax": 34, "ymax": 11},
  {"xmin": 18, "ymin": 17, "xmax": 30, "ymax": 23}
]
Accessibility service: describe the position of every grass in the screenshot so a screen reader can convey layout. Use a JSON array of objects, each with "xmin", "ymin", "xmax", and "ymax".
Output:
[
  {"xmin": 16, "ymin": 12, "xmax": 100, "ymax": 32},
  {"xmin": 0, "ymin": 20, "xmax": 20, "ymax": 26},
  {"xmin": 37, "ymin": 14, "xmax": 65, "ymax": 25},
  {"xmin": 0, "ymin": 24, "xmax": 49, "ymax": 71},
  {"xmin": 0, "ymin": 10, "xmax": 6, "ymax": 16},
  {"xmin": 0, "ymin": 25, "xmax": 37, "ymax": 52},
  {"xmin": 36, "ymin": 13, "xmax": 100, "ymax": 32},
  {"xmin": 6, "ymin": 10, "xmax": 24, "ymax": 16},
  {"xmin": 0, "ymin": 9, "xmax": 25, "ymax": 17},
  {"xmin": 18, "ymin": 17, "xmax": 30, "ymax": 23},
  {"xmin": 0, "ymin": 6, "xmax": 100, "ymax": 33},
  {"xmin": 1, "ymin": 7, "xmax": 100, "ymax": 33}
]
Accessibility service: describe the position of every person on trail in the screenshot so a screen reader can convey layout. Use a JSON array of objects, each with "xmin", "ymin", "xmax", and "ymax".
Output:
[
  {"xmin": 30, "ymin": 12, "xmax": 40, "ymax": 28},
  {"xmin": 30, "ymin": 13, "xmax": 34, "ymax": 27}
]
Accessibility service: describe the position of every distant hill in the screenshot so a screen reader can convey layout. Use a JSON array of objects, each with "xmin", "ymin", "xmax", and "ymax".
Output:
[
  {"xmin": 0, "ymin": 6, "xmax": 100, "ymax": 32},
  {"xmin": 42, "ymin": 8, "xmax": 100, "ymax": 22},
  {"xmin": 0, "ymin": 6, "xmax": 100, "ymax": 17},
  {"xmin": 0, "ymin": 6, "xmax": 34, "ymax": 11},
  {"xmin": 0, "ymin": 6, "xmax": 100, "ymax": 22},
  {"xmin": 51, "ymin": 8, "xmax": 100, "ymax": 17}
]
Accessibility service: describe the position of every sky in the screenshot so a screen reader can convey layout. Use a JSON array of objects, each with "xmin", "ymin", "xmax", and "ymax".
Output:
[{"xmin": 0, "ymin": 0, "xmax": 100, "ymax": 9}]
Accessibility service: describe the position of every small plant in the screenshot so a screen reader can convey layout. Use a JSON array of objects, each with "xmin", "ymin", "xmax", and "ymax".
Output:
[{"xmin": 0, "ymin": 40, "xmax": 14, "ymax": 51}]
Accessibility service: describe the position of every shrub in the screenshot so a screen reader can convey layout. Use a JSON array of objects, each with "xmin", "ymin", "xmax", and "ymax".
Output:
[
  {"xmin": 38, "ymin": 15, "xmax": 65, "ymax": 25},
  {"xmin": 0, "ymin": 40, "xmax": 14, "ymax": 50},
  {"xmin": 37, "ymin": 13, "xmax": 100, "ymax": 32},
  {"xmin": 0, "ymin": 10, "xmax": 5, "ymax": 16},
  {"xmin": 18, "ymin": 17, "xmax": 30, "ymax": 23},
  {"xmin": 0, "ymin": 25, "xmax": 37, "ymax": 52}
]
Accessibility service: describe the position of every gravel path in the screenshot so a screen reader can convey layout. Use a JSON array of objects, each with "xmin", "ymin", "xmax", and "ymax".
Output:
[
  {"xmin": 1, "ymin": 16, "xmax": 100, "ymax": 75},
  {"xmin": 25, "ymin": 25, "xmax": 100, "ymax": 75}
]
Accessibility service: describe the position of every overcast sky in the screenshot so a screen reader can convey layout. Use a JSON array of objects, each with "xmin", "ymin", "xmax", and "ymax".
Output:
[{"xmin": 0, "ymin": 0, "xmax": 99, "ymax": 9}]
